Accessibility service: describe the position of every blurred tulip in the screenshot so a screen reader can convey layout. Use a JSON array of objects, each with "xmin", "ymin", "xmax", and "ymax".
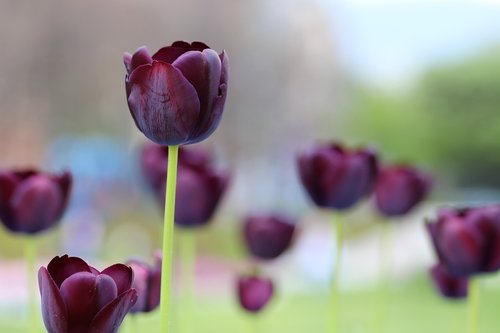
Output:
[
  {"xmin": 0, "ymin": 169, "xmax": 72, "ymax": 234},
  {"xmin": 375, "ymin": 165, "xmax": 432, "ymax": 217},
  {"xmin": 427, "ymin": 206, "xmax": 500, "ymax": 276},
  {"xmin": 243, "ymin": 214, "xmax": 296, "ymax": 260},
  {"xmin": 237, "ymin": 275, "xmax": 274, "ymax": 313},
  {"xmin": 297, "ymin": 143, "xmax": 378, "ymax": 210},
  {"xmin": 124, "ymin": 41, "xmax": 229, "ymax": 145},
  {"xmin": 430, "ymin": 263, "xmax": 468, "ymax": 299},
  {"xmin": 141, "ymin": 143, "xmax": 230, "ymax": 227},
  {"xmin": 127, "ymin": 253, "xmax": 162, "ymax": 313},
  {"xmin": 38, "ymin": 255, "xmax": 137, "ymax": 333}
]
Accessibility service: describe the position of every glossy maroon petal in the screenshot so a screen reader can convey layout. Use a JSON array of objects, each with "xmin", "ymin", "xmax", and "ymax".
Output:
[
  {"xmin": 237, "ymin": 276, "xmax": 274, "ymax": 313},
  {"xmin": 430, "ymin": 264, "xmax": 468, "ymax": 299},
  {"xmin": 127, "ymin": 261, "xmax": 149, "ymax": 313},
  {"xmin": 128, "ymin": 46, "xmax": 153, "ymax": 75},
  {"xmin": 123, "ymin": 52, "xmax": 132, "ymax": 73},
  {"xmin": 127, "ymin": 61, "xmax": 200, "ymax": 145},
  {"xmin": 47, "ymin": 255, "xmax": 93, "ymax": 288},
  {"xmin": 89, "ymin": 289, "xmax": 138, "ymax": 333},
  {"xmin": 38, "ymin": 267, "xmax": 69, "ymax": 333},
  {"xmin": 146, "ymin": 266, "xmax": 161, "ymax": 312},
  {"xmin": 53, "ymin": 171, "xmax": 72, "ymax": 220},
  {"xmin": 0, "ymin": 172, "xmax": 18, "ymax": 227},
  {"xmin": 101, "ymin": 264, "xmax": 133, "ymax": 295},
  {"xmin": 153, "ymin": 41, "xmax": 210, "ymax": 64}
]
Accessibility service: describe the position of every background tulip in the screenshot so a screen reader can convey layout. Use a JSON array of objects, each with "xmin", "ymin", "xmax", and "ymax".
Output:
[
  {"xmin": 375, "ymin": 165, "xmax": 432, "ymax": 217},
  {"xmin": 141, "ymin": 143, "xmax": 230, "ymax": 227},
  {"xmin": 38, "ymin": 255, "xmax": 137, "ymax": 333},
  {"xmin": 243, "ymin": 214, "xmax": 296, "ymax": 260},
  {"xmin": 124, "ymin": 41, "xmax": 229, "ymax": 146},
  {"xmin": 430, "ymin": 263, "xmax": 468, "ymax": 299},
  {"xmin": 127, "ymin": 254, "xmax": 161, "ymax": 313},
  {"xmin": 427, "ymin": 206, "xmax": 500, "ymax": 277},
  {"xmin": 297, "ymin": 143, "xmax": 378, "ymax": 210},
  {"xmin": 0, "ymin": 169, "xmax": 72, "ymax": 234},
  {"xmin": 237, "ymin": 275, "xmax": 274, "ymax": 313}
]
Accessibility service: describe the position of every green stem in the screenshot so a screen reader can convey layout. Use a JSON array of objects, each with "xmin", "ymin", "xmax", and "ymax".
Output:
[
  {"xmin": 377, "ymin": 221, "xmax": 392, "ymax": 333},
  {"xmin": 180, "ymin": 230, "xmax": 196, "ymax": 333},
  {"xmin": 160, "ymin": 145, "xmax": 179, "ymax": 333},
  {"xmin": 330, "ymin": 213, "xmax": 343, "ymax": 333},
  {"xmin": 25, "ymin": 238, "xmax": 37, "ymax": 333},
  {"xmin": 467, "ymin": 279, "xmax": 480, "ymax": 333}
]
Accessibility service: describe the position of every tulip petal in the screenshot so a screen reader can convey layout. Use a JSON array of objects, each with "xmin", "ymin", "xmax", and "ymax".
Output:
[
  {"xmin": 123, "ymin": 52, "xmax": 132, "ymax": 73},
  {"xmin": 153, "ymin": 41, "xmax": 210, "ymax": 64},
  {"xmin": 238, "ymin": 276, "xmax": 274, "ymax": 313},
  {"xmin": 430, "ymin": 264, "xmax": 468, "ymax": 299},
  {"xmin": 127, "ymin": 61, "xmax": 200, "ymax": 145},
  {"xmin": 0, "ymin": 172, "xmax": 18, "ymax": 228},
  {"xmin": 38, "ymin": 267, "xmax": 69, "ymax": 333},
  {"xmin": 101, "ymin": 264, "xmax": 133, "ymax": 295},
  {"xmin": 89, "ymin": 289, "xmax": 138, "ymax": 333},
  {"xmin": 53, "ymin": 171, "xmax": 72, "ymax": 220},
  {"xmin": 127, "ymin": 261, "xmax": 149, "ymax": 313},
  {"xmin": 146, "ymin": 267, "xmax": 161, "ymax": 312},
  {"xmin": 128, "ymin": 46, "xmax": 152, "ymax": 74},
  {"xmin": 47, "ymin": 255, "xmax": 93, "ymax": 288}
]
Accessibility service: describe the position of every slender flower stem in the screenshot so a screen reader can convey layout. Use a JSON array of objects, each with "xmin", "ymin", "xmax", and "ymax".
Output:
[
  {"xmin": 160, "ymin": 145, "xmax": 179, "ymax": 333},
  {"xmin": 377, "ymin": 221, "xmax": 392, "ymax": 333},
  {"xmin": 180, "ymin": 230, "xmax": 196, "ymax": 333},
  {"xmin": 24, "ymin": 237, "xmax": 37, "ymax": 333},
  {"xmin": 330, "ymin": 213, "xmax": 344, "ymax": 333},
  {"xmin": 467, "ymin": 279, "xmax": 480, "ymax": 333}
]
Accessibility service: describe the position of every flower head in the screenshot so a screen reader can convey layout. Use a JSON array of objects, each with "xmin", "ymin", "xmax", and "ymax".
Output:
[
  {"xmin": 237, "ymin": 274, "xmax": 274, "ymax": 313},
  {"xmin": 375, "ymin": 165, "xmax": 432, "ymax": 217},
  {"xmin": 127, "ymin": 252, "xmax": 162, "ymax": 313},
  {"xmin": 427, "ymin": 205, "xmax": 500, "ymax": 276},
  {"xmin": 0, "ymin": 169, "xmax": 72, "ymax": 234},
  {"xmin": 124, "ymin": 41, "xmax": 229, "ymax": 145},
  {"xmin": 38, "ymin": 255, "xmax": 137, "ymax": 333},
  {"xmin": 297, "ymin": 143, "xmax": 378, "ymax": 210},
  {"xmin": 141, "ymin": 143, "xmax": 230, "ymax": 227},
  {"xmin": 430, "ymin": 263, "xmax": 468, "ymax": 299},
  {"xmin": 243, "ymin": 214, "xmax": 296, "ymax": 260}
]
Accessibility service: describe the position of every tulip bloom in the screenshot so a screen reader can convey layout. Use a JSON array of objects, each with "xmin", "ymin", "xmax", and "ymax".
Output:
[
  {"xmin": 124, "ymin": 41, "xmax": 229, "ymax": 146},
  {"xmin": 38, "ymin": 255, "xmax": 137, "ymax": 333},
  {"xmin": 297, "ymin": 143, "xmax": 378, "ymax": 210},
  {"xmin": 237, "ymin": 275, "xmax": 274, "ymax": 313},
  {"xmin": 243, "ymin": 214, "xmax": 296, "ymax": 260},
  {"xmin": 0, "ymin": 170, "xmax": 72, "ymax": 234},
  {"xmin": 427, "ymin": 206, "xmax": 500, "ymax": 276},
  {"xmin": 430, "ymin": 263, "xmax": 468, "ymax": 299},
  {"xmin": 127, "ymin": 254, "xmax": 162, "ymax": 313},
  {"xmin": 141, "ymin": 143, "xmax": 230, "ymax": 227},
  {"xmin": 375, "ymin": 165, "xmax": 431, "ymax": 217}
]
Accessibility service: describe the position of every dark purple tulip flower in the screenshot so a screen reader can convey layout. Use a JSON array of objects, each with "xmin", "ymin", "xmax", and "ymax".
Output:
[
  {"xmin": 427, "ymin": 205, "xmax": 500, "ymax": 277},
  {"xmin": 38, "ymin": 255, "xmax": 137, "ymax": 333},
  {"xmin": 0, "ymin": 169, "xmax": 72, "ymax": 234},
  {"xmin": 124, "ymin": 41, "xmax": 229, "ymax": 146},
  {"xmin": 127, "ymin": 253, "xmax": 162, "ymax": 313},
  {"xmin": 375, "ymin": 165, "xmax": 432, "ymax": 217},
  {"xmin": 244, "ymin": 214, "xmax": 296, "ymax": 260},
  {"xmin": 430, "ymin": 263, "xmax": 468, "ymax": 299},
  {"xmin": 141, "ymin": 143, "xmax": 230, "ymax": 228},
  {"xmin": 297, "ymin": 143, "xmax": 378, "ymax": 210},
  {"xmin": 237, "ymin": 274, "xmax": 274, "ymax": 313}
]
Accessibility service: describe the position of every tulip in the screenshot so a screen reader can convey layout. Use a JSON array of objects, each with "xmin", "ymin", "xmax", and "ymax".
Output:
[
  {"xmin": 297, "ymin": 143, "xmax": 378, "ymax": 210},
  {"xmin": 127, "ymin": 254, "xmax": 162, "ymax": 313},
  {"xmin": 124, "ymin": 41, "xmax": 229, "ymax": 146},
  {"xmin": 375, "ymin": 165, "xmax": 432, "ymax": 217},
  {"xmin": 0, "ymin": 169, "xmax": 72, "ymax": 234},
  {"xmin": 237, "ymin": 275, "xmax": 274, "ymax": 313},
  {"xmin": 38, "ymin": 255, "xmax": 137, "ymax": 333},
  {"xmin": 243, "ymin": 214, "xmax": 296, "ymax": 260},
  {"xmin": 141, "ymin": 143, "xmax": 230, "ymax": 227},
  {"xmin": 430, "ymin": 263, "xmax": 468, "ymax": 299},
  {"xmin": 427, "ymin": 206, "xmax": 500, "ymax": 277}
]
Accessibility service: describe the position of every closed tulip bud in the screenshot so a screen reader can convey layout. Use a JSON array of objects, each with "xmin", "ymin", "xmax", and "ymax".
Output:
[
  {"xmin": 430, "ymin": 263, "xmax": 468, "ymax": 299},
  {"xmin": 0, "ymin": 170, "xmax": 72, "ymax": 234},
  {"xmin": 243, "ymin": 214, "xmax": 296, "ymax": 260},
  {"xmin": 427, "ymin": 205, "xmax": 500, "ymax": 277},
  {"xmin": 297, "ymin": 143, "xmax": 378, "ymax": 210},
  {"xmin": 141, "ymin": 143, "xmax": 230, "ymax": 227},
  {"xmin": 375, "ymin": 165, "xmax": 432, "ymax": 217},
  {"xmin": 38, "ymin": 255, "xmax": 137, "ymax": 333},
  {"xmin": 124, "ymin": 41, "xmax": 229, "ymax": 146},
  {"xmin": 237, "ymin": 275, "xmax": 274, "ymax": 313},
  {"xmin": 127, "ymin": 254, "xmax": 162, "ymax": 313}
]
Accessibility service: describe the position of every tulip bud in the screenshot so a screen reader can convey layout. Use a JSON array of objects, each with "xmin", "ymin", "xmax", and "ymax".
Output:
[
  {"xmin": 127, "ymin": 254, "xmax": 162, "ymax": 313},
  {"xmin": 430, "ymin": 263, "xmax": 468, "ymax": 299},
  {"xmin": 297, "ymin": 143, "xmax": 378, "ymax": 210},
  {"xmin": 38, "ymin": 255, "xmax": 137, "ymax": 333},
  {"xmin": 124, "ymin": 41, "xmax": 229, "ymax": 146},
  {"xmin": 0, "ymin": 170, "xmax": 72, "ymax": 234},
  {"xmin": 375, "ymin": 165, "xmax": 432, "ymax": 217},
  {"xmin": 243, "ymin": 214, "xmax": 296, "ymax": 260},
  {"xmin": 237, "ymin": 275, "xmax": 274, "ymax": 313}
]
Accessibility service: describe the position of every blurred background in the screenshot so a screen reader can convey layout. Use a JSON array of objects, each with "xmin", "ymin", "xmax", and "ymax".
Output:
[{"xmin": 1, "ymin": 0, "xmax": 500, "ymax": 332}]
